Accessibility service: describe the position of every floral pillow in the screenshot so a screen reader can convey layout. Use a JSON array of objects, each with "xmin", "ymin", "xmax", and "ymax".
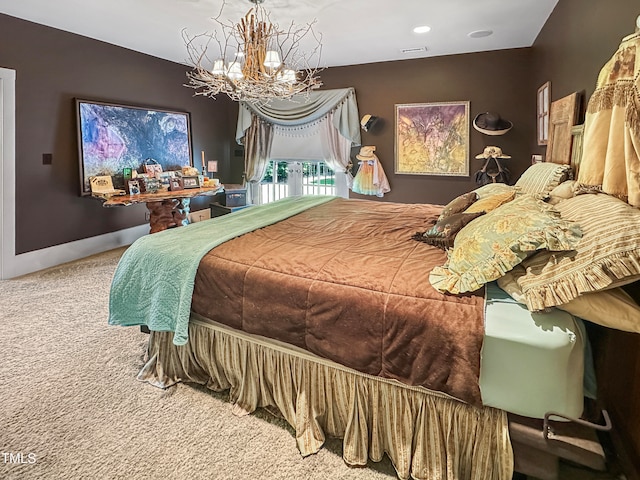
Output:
[{"xmin": 429, "ymin": 194, "xmax": 582, "ymax": 294}]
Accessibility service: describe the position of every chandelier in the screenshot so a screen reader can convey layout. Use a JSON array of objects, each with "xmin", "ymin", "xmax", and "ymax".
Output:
[{"xmin": 183, "ymin": 0, "xmax": 323, "ymax": 104}]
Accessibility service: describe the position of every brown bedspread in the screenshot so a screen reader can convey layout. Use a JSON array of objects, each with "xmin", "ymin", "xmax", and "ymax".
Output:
[{"xmin": 191, "ymin": 198, "xmax": 485, "ymax": 406}]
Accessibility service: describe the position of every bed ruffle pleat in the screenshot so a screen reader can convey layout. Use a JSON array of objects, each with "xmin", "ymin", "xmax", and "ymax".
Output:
[{"xmin": 137, "ymin": 319, "xmax": 513, "ymax": 480}]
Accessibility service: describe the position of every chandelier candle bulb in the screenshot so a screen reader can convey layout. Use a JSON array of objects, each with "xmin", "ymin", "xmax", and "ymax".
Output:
[
  {"xmin": 264, "ymin": 50, "xmax": 281, "ymax": 68},
  {"xmin": 211, "ymin": 60, "xmax": 225, "ymax": 75}
]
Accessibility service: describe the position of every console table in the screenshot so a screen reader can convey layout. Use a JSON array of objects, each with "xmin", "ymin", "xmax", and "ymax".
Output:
[{"xmin": 102, "ymin": 186, "xmax": 223, "ymax": 233}]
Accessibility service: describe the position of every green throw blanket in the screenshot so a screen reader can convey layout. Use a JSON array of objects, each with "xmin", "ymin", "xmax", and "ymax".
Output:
[{"xmin": 109, "ymin": 195, "xmax": 336, "ymax": 345}]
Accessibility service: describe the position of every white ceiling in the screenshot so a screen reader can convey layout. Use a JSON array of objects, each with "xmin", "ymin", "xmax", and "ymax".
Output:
[{"xmin": 0, "ymin": 0, "xmax": 559, "ymax": 68}]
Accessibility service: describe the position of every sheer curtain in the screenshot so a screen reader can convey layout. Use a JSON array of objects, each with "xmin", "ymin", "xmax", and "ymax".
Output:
[
  {"xmin": 243, "ymin": 116, "xmax": 274, "ymax": 204},
  {"xmin": 320, "ymin": 111, "xmax": 354, "ymax": 188},
  {"xmin": 236, "ymin": 88, "xmax": 361, "ymax": 202}
]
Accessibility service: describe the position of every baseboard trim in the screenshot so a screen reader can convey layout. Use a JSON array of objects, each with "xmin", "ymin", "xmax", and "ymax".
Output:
[{"xmin": 1, "ymin": 224, "xmax": 147, "ymax": 279}]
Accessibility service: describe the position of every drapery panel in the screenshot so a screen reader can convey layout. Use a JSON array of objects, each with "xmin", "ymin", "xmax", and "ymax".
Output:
[
  {"xmin": 243, "ymin": 116, "xmax": 274, "ymax": 203},
  {"xmin": 320, "ymin": 111, "xmax": 354, "ymax": 186},
  {"xmin": 577, "ymin": 32, "xmax": 640, "ymax": 206},
  {"xmin": 237, "ymin": 88, "xmax": 361, "ymax": 192}
]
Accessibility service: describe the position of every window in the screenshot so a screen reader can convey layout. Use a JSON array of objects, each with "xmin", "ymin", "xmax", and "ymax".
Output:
[{"xmin": 258, "ymin": 160, "xmax": 347, "ymax": 204}]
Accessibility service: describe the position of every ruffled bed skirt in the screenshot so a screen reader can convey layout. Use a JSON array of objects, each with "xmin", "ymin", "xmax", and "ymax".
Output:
[{"xmin": 138, "ymin": 317, "xmax": 514, "ymax": 480}]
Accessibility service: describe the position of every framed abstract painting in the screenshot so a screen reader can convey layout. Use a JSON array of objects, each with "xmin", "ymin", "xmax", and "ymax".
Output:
[
  {"xmin": 395, "ymin": 101, "xmax": 470, "ymax": 176},
  {"xmin": 76, "ymin": 99, "xmax": 193, "ymax": 196}
]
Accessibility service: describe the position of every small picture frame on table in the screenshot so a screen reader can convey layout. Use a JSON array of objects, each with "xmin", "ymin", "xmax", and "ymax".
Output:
[
  {"xmin": 182, "ymin": 176, "xmax": 200, "ymax": 189},
  {"xmin": 531, "ymin": 154, "xmax": 544, "ymax": 165},
  {"xmin": 143, "ymin": 158, "xmax": 163, "ymax": 178},
  {"xmin": 158, "ymin": 171, "xmax": 174, "ymax": 190},
  {"xmin": 128, "ymin": 180, "xmax": 141, "ymax": 195},
  {"xmin": 169, "ymin": 177, "xmax": 184, "ymax": 191}
]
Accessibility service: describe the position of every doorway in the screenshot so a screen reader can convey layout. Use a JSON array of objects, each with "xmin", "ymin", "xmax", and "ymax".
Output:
[{"xmin": 0, "ymin": 67, "xmax": 16, "ymax": 280}]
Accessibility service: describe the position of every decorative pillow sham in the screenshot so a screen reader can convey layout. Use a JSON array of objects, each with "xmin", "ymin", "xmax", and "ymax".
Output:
[
  {"xmin": 412, "ymin": 211, "xmax": 484, "ymax": 249},
  {"xmin": 429, "ymin": 194, "xmax": 582, "ymax": 295},
  {"xmin": 464, "ymin": 190, "xmax": 515, "ymax": 214},
  {"xmin": 558, "ymin": 289, "xmax": 640, "ymax": 334},
  {"xmin": 514, "ymin": 193, "xmax": 640, "ymax": 311},
  {"xmin": 498, "ymin": 268, "xmax": 640, "ymax": 334},
  {"xmin": 438, "ymin": 191, "xmax": 478, "ymax": 221},
  {"xmin": 515, "ymin": 162, "xmax": 573, "ymax": 196}
]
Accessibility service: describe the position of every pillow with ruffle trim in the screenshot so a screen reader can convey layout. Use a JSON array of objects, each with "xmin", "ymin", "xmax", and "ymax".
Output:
[
  {"xmin": 498, "ymin": 266, "xmax": 640, "ymax": 334},
  {"xmin": 514, "ymin": 193, "xmax": 640, "ymax": 311},
  {"xmin": 515, "ymin": 162, "xmax": 572, "ymax": 197},
  {"xmin": 429, "ymin": 194, "xmax": 582, "ymax": 295}
]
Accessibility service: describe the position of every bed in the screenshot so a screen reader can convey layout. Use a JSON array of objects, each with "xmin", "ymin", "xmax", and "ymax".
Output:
[{"xmin": 109, "ymin": 140, "xmax": 640, "ymax": 479}]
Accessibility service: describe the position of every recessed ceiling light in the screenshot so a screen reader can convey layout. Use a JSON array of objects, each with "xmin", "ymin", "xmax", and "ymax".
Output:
[
  {"xmin": 468, "ymin": 30, "xmax": 493, "ymax": 38},
  {"xmin": 413, "ymin": 25, "xmax": 431, "ymax": 34}
]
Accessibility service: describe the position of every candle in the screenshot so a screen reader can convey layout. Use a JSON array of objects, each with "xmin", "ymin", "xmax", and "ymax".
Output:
[{"xmin": 201, "ymin": 150, "xmax": 205, "ymax": 168}]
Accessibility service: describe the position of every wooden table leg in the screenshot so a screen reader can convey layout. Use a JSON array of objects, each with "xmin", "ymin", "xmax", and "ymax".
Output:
[{"xmin": 146, "ymin": 198, "xmax": 191, "ymax": 233}]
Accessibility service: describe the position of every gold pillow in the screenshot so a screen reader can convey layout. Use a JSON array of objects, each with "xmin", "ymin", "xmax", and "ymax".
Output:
[
  {"xmin": 464, "ymin": 190, "xmax": 515, "ymax": 214},
  {"xmin": 557, "ymin": 288, "xmax": 640, "ymax": 334},
  {"xmin": 472, "ymin": 183, "xmax": 517, "ymax": 199}
]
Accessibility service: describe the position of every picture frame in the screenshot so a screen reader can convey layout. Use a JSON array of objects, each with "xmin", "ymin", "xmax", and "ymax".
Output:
[
  {"xmin": 76, "ymin": 98, "xmax": 193, "ymax": 196},
  {"xmin": 143, "ymin": 159, "xmax": 163, "ymax": 178},
  {"xmin": 89, "ymin": 175, "xmax": 116, "ymax": 194},
  {"xmin": 537, "ymin": 81, "xmax": 551, "ymax": 145},
  {"xmin": 546, "ymin": 91, "xmax": 580, "ymax": 165},
  {"xmin": 395, "ymin": 101, "xmax": 470, "ymax": 176},
  {"xmin": 169, "ymin": 177, "xmax": 184, "ymax": 192},
  {"xmin": 182, "ymin": 175, "xmax": 200, "ymax": 189},
  {"xmin": 158, "ymin": 171, "xmax": 175, "ymax": 190},
  {"xmin": 128, "ymin": 180, "xmax": 141, "ymax": 196}
]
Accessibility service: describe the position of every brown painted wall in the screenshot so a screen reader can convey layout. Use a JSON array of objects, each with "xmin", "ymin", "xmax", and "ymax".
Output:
[
  {"xmin": 319, "ymin": 48, "xmax": 535, "ymax": 206},
  {"xmin": 531, "ymin": 1, "xmax": 640, "ymax": 476},
  {"xmin": 0, "ymin": 13, "xmax": 234, "ymax": 254}
]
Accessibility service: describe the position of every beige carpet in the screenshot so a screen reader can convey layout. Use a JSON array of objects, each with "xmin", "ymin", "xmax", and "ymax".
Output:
[{"xmin": 0, "ymin": 247, "xmax": 623, "ymax": 480}]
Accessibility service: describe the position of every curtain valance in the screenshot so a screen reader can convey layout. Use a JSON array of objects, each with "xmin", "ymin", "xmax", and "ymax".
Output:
[{"xmin": 236, "ymin": 87, "xmax": 361, "ymax": 147}]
